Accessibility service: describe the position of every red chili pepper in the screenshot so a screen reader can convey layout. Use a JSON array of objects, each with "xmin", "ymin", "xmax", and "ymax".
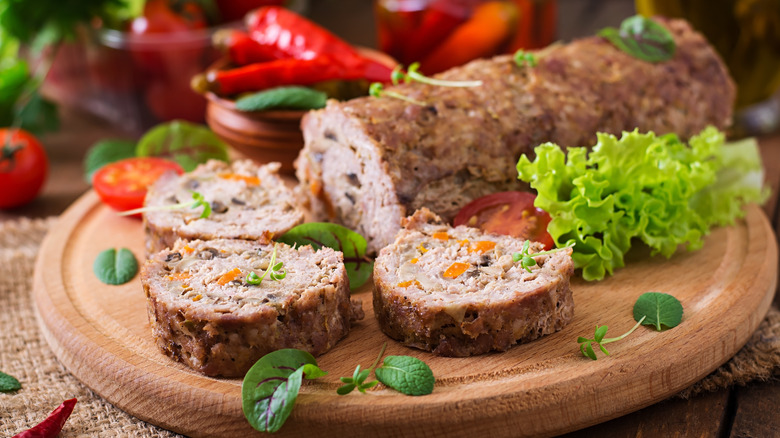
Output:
[
  {"xmin": 244, "ymin": 6, "xmax": 393, "ymax": 82},
  {"xmin": 194, "ymin": 56, "xmax": 387, "ymax": 96},
  {"xmin": 213, "ymin": 29, "xmax": 276, "ymax": 66},
  {"xmin": 14, "ymin": 398, "xmax": 77, "ymax": 438}
]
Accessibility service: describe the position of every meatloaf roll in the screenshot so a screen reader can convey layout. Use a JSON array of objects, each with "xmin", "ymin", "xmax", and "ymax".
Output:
[
  {"xmin": 142, "ymin": 238, "xmax": 364, "ymax": 377},
  {"xmin": 144, "ymin": 159, "xmax": 303, "ymax": 255},
  {"xmin": 296, "ymin": 18, "xmax": 735, "ymax": 253},
  {"xmin": 373, "ymin": 209, "xmax": 574, "ymax": 356}
]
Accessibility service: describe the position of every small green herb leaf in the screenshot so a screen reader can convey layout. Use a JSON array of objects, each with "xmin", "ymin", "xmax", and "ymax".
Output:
[
  {"xmin": 0, "ymin": 371, "xmax": 21, "ymax": 392},
  {"xmin": 513, "ymin": 49, "xmax": 537, "ymax": 67},
  {"xmin": 368, "ymin": 81, "xmax": 426, "ymax": 106},
  {"xmin": 245, "ymin": 244, "xmax": 287, "ymax": 285},
  {"xmin": 633, "ymin": 292, "xmax": 683, "ymax": 331},
  {"xmin": 93, "ymin": 248, "xmax": 138, "ymax": 285},
  {"xmin": 136, "ymin": 120, "xmax": 229, "ymax": 172},
  {"xmin": 512, "ymin": 241, "xmax": 574, "ymax": 273},
  {"xmin": 278, "ymin": 223, "xmax": 372, "ymax": 290},
  {"xmin": 598, "ymin": 15, "xmax": 676, "ymax": 63},
  {"xmin": 118, "ymin": 190, "xmax": 211, "ymax": 218},
  {"xmin": 83, "ymin": 139, "xmax": 137, "ymax": 183},
  {"xmin": 235, "ymin": 86, "xmax": 327, "ymax": 112},
  {"xmin": 337, "ymin": 383, "xmax": 356, "ymax": 395},
  {"xmin": 375, "ymin": 356, "xmax": 435, "ymax": 396},
  {"xmin": 242, "ymin": 349, "xmax": 322, "ymax": 433}
]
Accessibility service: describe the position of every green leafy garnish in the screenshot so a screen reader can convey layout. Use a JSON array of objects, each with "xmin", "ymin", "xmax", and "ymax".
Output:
[
  {"xmin": 512, "ymin": 241, "xmax": 574, "ymax": 273},
  {"xmin": 93, "ymin": 247, "xmax": 138, "ymax": 285},
  {"xmin": 82, "ymin": 139, "xmax": 136, "ymax": 183},
  {"xmin": 598, "ymin": 15, "xmax": 676, "ymax": 63},
  {"xmin": 235, "ymin": 86, "xmax": 327, "ymax": 112},
  {"xmin": 577, "ymin": 316, "xmax": 646, "ymax": 360},
  {"xmin": 135, "ymin": 121, "xmax": 229, "ymax": 172},
  {"xmin": 375, "ymin": 355, "xmax": 435, "ymax": 396},
  {"xmin": 369, "ymin": 82, "xmax": 426, "ymax": 106},
  {"xmin": 633, "ymin": 292, "xmax": 683, "ymax": 331},
  {"xmin": 278, "ymin": 223, "xmax": 372, "ymax": 290},
  {"xmin": 517, "ymin": 127, "xmax": 768, "ymax": 281},
  {"xmin": 337, "ymin": 343, "xmax": 385, "ymax": 395},
  {"xmin": 118, "ymin": 191, "xmax": 211, "ymax": 218},
  {"xmin": 0, "ymin": 371, "xmax": 21, "ymax": 393},
  {"xmin": 392, "ymin": 62, "xmax": 483, "ymax": 88},
  {"xmin": 242, "ymin": 349, "xmax": 326, "ymax": 433},
  {"xmin": 513, "ymin": 49, "xmax": 537, "ymax": 67},
  {"xmin": 246, "ymin": 244, "xmax": 287, "ymax": 285}
]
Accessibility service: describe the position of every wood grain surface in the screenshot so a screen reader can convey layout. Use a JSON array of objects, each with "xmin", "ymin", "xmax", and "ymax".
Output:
[{"xmin": 32, "ymin": 191, "xmax": 777, "ymax": 438}]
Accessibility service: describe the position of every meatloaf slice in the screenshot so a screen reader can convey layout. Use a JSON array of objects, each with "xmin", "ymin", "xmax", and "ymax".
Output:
[
  {"xmin": 141, "ymin": 238, "xmax": 363, "ymax": 377},
  {"xmin": 373, "ymin": 209, "xmax": 574, "ymax": 357},
  {"xmin": 144, "ymin": 160, "xmax": 303, "ymax": 255},
  {"xmin": 296, "ymin": 18, "xmax": 735, "ymax": 254}
]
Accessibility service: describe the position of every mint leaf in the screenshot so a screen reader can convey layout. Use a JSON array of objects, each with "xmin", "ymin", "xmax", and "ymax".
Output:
[
  {"xmin": 93, "ymin": 248, "xmax": 138, "ymax": 285},
  {"xmin": 235, "ymin": 86, "xmax": 327, "ymax": 112},
  {"xmin": 242, "ymin": 349, "xmax": 324, "ymax": 433},
  {"xmin": 0, "ymin": 371, "xmax": 21, "ymax": 392},
  {"xmin": 598, "ymin": 15, "xmax": 675, "ymax": 63},
  {"xmin": 278, "ymin": 223, "xmax": 372, "ymax": 290},
  {"xmin": 83, "ymin": 139, "xmax": 137, "ymax": 183},
  {"xmin": 136, "ymin": 121, "xmax": 229, "ymax": 172},
  {"xmin": 375, "ymin": 356, "xmax": 434, "ymax": 396},
  {"xmin": 633, "ymin": 292, "xmax": 683, "ymax": 331}
]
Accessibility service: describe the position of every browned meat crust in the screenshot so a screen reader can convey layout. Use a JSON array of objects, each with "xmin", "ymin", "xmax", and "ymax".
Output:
[
  {"xmin": 141, "ymin": 239, "xmax": 363, "ymax": 377},
  {"xmin": 296, "ymin": 18, "xmax": 735, "ymax": 254},
  {"xmin": 373, "ymin": 209, "xmax": 574, "ymax": 356}
]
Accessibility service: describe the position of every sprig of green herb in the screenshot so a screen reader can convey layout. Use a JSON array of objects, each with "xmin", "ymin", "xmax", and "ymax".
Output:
[
  {"xmin": 337, "ymin": 343, "xmax": 385, "ymax": 395},
  {"xmin": 0, "ymin": 371, "xmax": 21, "ymax": 393},
  {"xmin": 512, "ymin": 241, "xmax": 574, "ymax": 273},
  {"xmin": 598, "ymin": 15, "xmax": 676, "ymax": 63},
  {"xmin": 246, "ymin": 244, "xmax": 287, "ymax": 285},
  {"xmin": 513, "ymin": 49, "xmax": 537, "ymax": 67},
  {"xmin": 392, "ymin": 62, "xmax": 483, "ymax": 88},
  {"xmin": 118, "ymin": 191, "xmax": 211, "ymax": 218},
  {"xmin": 577, "ymin": 292, "xmax": 683, "ymax": 360},
  {"xmin": 369, "ymin": 82, "xmax": 426, "ymax": 106}
]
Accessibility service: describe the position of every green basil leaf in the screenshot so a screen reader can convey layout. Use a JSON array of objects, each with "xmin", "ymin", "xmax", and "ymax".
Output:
[
  {"xmin": 633, "ymin": 292, "xmax": 683, "ymax": 331},
  {"xmin": 235, "ymin": 86, "xmax": 327, "ymax": 112},
  {"xmin": 278, "ymin": 223, "xmax": 372, "ymax": 290},
  {"xmin": 83, "ymin": 139, "xmax": 137, "ymax": 183},
  {"xmin": 242, "ymin": 349, "xmax": 320, "ymax": 433},
  {"xmin": 136, "ymin": 120, "xmax": 229, "ymax": 172},
  {"xmin": 93, "ymin": 248, "xmax": 138, "ymax": 285},
  {"xmin": 375, "ymin": 356, "xmax": 434, "ymax": 396},
  {"xmin": 0, "ymin": 371, "xmax": 21, "ymax": 392},
  {"xmin": 15, "ymin": 88, "xmax": 59, "ymax": 135},
  {"xmin": 598, "ymin": 15, "xmax": 675, "ymax": 63}
]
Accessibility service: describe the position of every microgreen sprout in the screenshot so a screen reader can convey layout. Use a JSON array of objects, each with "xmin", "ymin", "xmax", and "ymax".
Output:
[
  {"xmin": 369, "ymin": 82, "xmax": 426, "ymax": 106},
  {"xmin": 512, "ymin": 241, "xmax": 574, "ymax": 273},
  {"xmin": 392, "ymin": 62, "xmax": 483, "ymax": 87},
  {"xmin": 337, "ymin": 343, "xmax": 386, "ymax": 395},
  {"xmin": 577, "ymin": 316, "xmax": 646, "ymax": 360},
  {"xmin": 246, "ymin": 243, "xmax": 286, "ymax": 285},
  {"xmin": 513, "ymin": 49, "xmax": 537, "ymax": 67},
  {"xmin": 118, "ymin": 191, "xmax": 211, "ymax": 218}
]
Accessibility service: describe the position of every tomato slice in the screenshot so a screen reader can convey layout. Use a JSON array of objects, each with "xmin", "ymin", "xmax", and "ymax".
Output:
[
  {"xmin": 93, "ymin": 157, "xmax": 184, "ymax": 215},
  {"xmin": 452, "ymin": 191, "xmax": 554, "ymax": 249}
]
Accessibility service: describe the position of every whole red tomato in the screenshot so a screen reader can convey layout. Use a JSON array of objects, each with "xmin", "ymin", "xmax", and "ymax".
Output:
[{"xmin": 0, "ymin": 128, "xmax": 49, "ymax": 209}]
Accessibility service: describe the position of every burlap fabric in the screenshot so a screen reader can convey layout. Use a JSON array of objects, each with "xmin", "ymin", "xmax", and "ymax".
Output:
[{"xmin": 0, "ymin": 217, "xmax": 778, "ymax": 436}]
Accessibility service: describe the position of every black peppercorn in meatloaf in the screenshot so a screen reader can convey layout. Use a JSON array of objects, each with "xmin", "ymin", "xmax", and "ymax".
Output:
[
  {"xmin": 144, "ymin": 159, "xmax": 303, "ymax": 256},
  {"xmin": 296, "ymin": 18, "xmax": 735, "ymax": 254},
  {"xmin": 373, "ymin": 209, "xmax": 573, "ymax": 357},
  {"xmin": 141, "ymin": 238, "xmax": 364, "ymax": 377}
]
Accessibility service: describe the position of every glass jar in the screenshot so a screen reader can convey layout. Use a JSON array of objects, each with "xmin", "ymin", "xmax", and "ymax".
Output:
[{"xmin": 375, "ymin": 0, "xmax": 557, "ymax": 75}]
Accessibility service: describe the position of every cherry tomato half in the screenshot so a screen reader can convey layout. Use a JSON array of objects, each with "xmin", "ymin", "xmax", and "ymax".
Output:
[
  {"xmin": 93, "ymin": 157, "xmax": 184, "ymax": 214},
  {"xmin": 0, "ymin": 128, "xmax": 49, "ymax": 209},
  {"xmin": 452, "ymin": 191, "xmax": 554, "ymax": 249}
]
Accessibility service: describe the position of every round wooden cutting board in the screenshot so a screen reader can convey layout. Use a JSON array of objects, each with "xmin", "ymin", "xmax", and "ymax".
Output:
[{"xmin": 33, "ymin": 191, "xmax": 777, "ymax": 438}]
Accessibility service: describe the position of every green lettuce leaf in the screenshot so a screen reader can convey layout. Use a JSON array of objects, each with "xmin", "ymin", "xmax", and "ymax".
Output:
[{"xmin": 517, "ymin": 126, "xmax": 767, "ymax": 281}]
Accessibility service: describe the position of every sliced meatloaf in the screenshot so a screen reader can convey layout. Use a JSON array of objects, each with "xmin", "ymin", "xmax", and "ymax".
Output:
[
  {"xmin": 141, "ymin": 238, "xmax": 364, "ymax": 377},
  {"xmin": 373, "ymin": 209, "xmax": 574, "ymax": 356},
  {"xmin": 296, "ymin": 18, "xmax": 735, "ymax": 253},
  {"xmin": 144, "ymin": 160, "xmax": 303, "ymax": 255}
]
